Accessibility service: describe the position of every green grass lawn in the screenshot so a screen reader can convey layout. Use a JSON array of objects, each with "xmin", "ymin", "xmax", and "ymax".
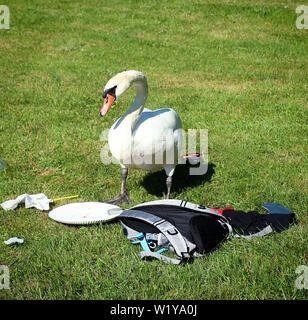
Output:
[{"xmin": 0, "ymin": 0, "xmax": 307, "ymax": 300}]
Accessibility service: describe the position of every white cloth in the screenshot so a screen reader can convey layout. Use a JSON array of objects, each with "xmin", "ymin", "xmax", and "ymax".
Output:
[
  {"xmin": 4, "ymin": 237, "xmax": 24, "ymax": 245},
  {"xmin": 1, "ymin": 193, "xmax": 52, "ymax": 211}
]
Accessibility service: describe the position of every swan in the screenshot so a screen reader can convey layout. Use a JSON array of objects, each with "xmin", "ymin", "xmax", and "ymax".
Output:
[{"xmin": 100, "ymin": 70, "xmax": 182, "ymax": 204}]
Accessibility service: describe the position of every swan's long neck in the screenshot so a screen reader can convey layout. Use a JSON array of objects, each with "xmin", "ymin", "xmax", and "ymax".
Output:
[{"xmin": 121, "ymin": 77, "xmax": 148, "ymax": 130}]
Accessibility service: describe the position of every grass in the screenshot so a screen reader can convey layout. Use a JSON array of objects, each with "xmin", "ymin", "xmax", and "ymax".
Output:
[{"xmin": 0, "ymin": 0, "xmax": 307, "ymax": 300}]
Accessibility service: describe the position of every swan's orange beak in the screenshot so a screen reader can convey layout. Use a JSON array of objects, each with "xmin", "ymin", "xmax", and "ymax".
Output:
[{"xmin": 100, "ymin": 94, "xmax": 115, "ymax": 116}]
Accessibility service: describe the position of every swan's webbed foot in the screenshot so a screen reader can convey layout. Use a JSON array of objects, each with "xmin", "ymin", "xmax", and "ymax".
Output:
[
  {"xmin": 104, "ymin": 191, "xmax": 134, "ymax": 205},
  {"xmin": 104, "ymin": 168, "xmax": 134, "ymax": 205}
]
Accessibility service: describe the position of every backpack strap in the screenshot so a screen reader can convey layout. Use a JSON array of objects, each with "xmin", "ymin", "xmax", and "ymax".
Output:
[
  {"xmin": 139, "ymin": 251, "xmax": 181, "ymax": 265},
  {"xmin": 131, "ymin": 233, "xmax": 152, "ymax": 252},
  {"xmin": 120, "ymin": 209, "xmax": 190, "ymax": 260}
]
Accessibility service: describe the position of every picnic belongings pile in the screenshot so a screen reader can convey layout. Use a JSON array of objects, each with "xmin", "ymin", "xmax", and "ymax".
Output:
[
  {"xmin": 1, "ymin": 192, "xmax": 296, "ymax": 264},
  {"xmin": 119, "ymin": 200, "xmax": 296, "ymax": 264}
]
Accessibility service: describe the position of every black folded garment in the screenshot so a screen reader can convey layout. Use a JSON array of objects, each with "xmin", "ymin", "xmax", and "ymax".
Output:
[{"xmin": 222, "ymin": 203, "xmax": 296, "ymax": 238}]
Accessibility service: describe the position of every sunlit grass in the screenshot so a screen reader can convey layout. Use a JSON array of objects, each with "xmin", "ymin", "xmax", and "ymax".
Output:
[{"xmin": 0, "ymin": 0, "xmax": 307, "ymax": 300}]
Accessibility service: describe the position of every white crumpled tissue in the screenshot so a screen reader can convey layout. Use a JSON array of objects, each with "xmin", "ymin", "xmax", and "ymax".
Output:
[
  {"xmin": 1, "ymin": 193, "xmax": 52, "ymax": 211},
  {"xmin": 4, "ymin": 237, "xmax": 24, "ymax": 245}
]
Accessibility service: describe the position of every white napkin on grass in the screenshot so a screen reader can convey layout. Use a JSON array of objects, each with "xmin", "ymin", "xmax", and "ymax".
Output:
[
  {"xmin": 1, "ymin": 193, "xmax": 52, "ymax": 211},
  {"xmin": 4, "ymin": 237, "xmax": 24, "ymax": 245}
]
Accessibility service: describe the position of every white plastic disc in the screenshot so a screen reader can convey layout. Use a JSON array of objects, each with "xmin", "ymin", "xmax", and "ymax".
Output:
[{"xmin": 48, "ymin": 202, "xmax": 123, "ymax": 225}]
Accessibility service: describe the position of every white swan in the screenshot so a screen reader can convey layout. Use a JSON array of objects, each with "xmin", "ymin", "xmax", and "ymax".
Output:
[{"xmin": 100, "ymin": 70, "xmax": 182, "ymax": 204}]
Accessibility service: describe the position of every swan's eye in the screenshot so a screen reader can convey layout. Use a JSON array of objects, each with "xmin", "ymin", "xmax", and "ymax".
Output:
[{"xmin": 102, "ymin": 86, "xmax": 117, "ymax": 100}]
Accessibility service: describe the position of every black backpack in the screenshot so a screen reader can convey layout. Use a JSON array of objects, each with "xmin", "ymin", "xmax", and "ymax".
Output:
[{"xmin": 119, "ymin": 199, "xmax": 232, "ymax": 264}]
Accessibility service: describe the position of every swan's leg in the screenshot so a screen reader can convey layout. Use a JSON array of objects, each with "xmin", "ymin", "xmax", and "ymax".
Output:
[
  {"xmin": 120, "ymin": 167, "xmax": 129, "ymax": 197},
  {"xmin": 166, "ymin": 176, "xmax": 172, "ymax": 199},
  {"xmin": 104, "ymin": 168, "xmax": 134, "ymax": 205},
  {"xmin": 164, "ymin": 164, "xmax": 175, "ymax": 199}
]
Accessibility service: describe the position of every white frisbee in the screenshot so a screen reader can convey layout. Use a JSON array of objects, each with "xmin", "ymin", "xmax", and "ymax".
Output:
[{"xmin": 48, "ymin": 202, "xmax": 123, "ymax": 225}]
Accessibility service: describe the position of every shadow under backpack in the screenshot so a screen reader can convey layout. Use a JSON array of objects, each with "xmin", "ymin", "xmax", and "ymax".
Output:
[{"xmin": 118, "ymin": 199, "xmax": 295, "ymax": 264}]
